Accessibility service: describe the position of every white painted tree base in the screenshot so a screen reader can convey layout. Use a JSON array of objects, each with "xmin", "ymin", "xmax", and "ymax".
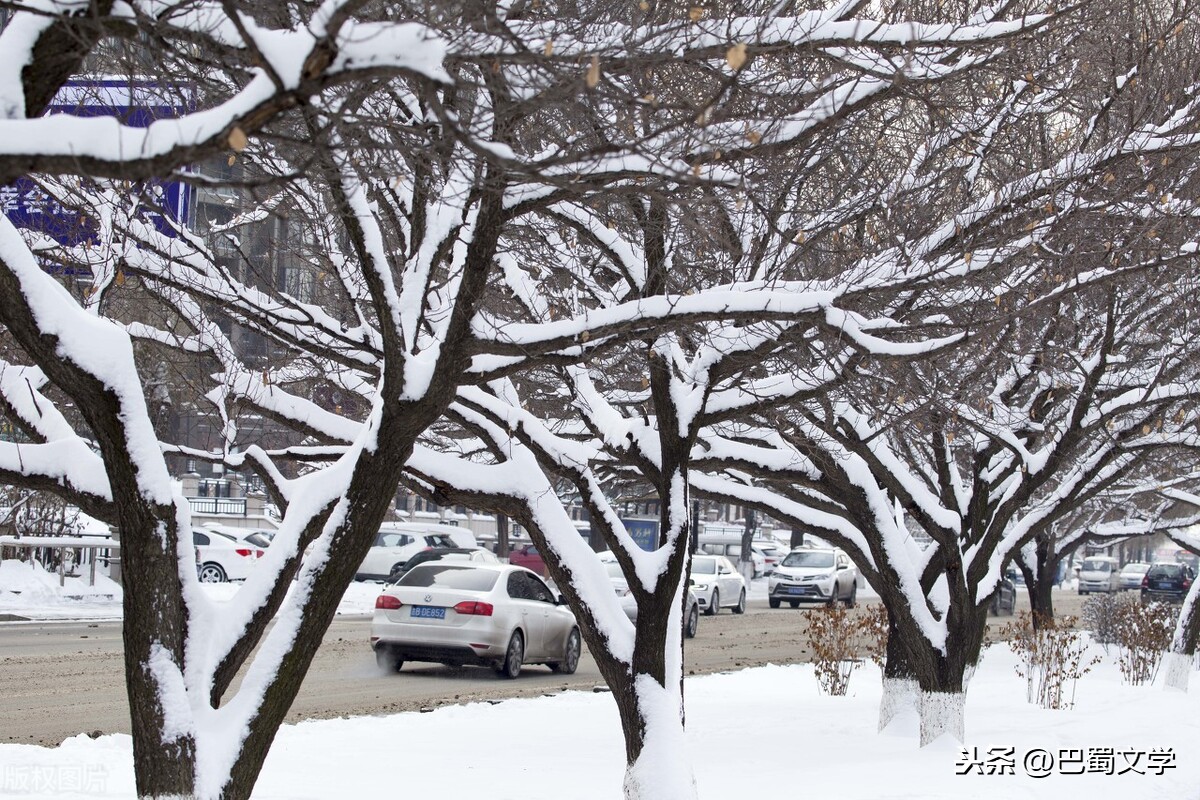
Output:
[
  {"xmin": 1162, "ymin": 651, "xmax": 1193, "ymax": 692},
  {"xmin": 918, "ymin": 690, "xmax": 965, "ymax": 746},
  {"xmin": 878, "ymin": 678, "xmax": 919, "ymax": 733}
]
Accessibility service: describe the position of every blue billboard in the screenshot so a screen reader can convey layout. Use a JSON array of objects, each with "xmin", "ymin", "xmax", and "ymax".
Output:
[
  {"xmin": 2, "ymin": 79, "xmax": 195, "ymax": 270},
  {"xmin": 623, "ymin": 518, "xmax": 659, "ymax": 552}
]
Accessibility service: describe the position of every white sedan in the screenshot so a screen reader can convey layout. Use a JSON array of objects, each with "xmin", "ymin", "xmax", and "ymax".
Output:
[
  {"xmin": 599, "ymin": 560, "xmax": 700, "ymax": 638},
  {"xmin": 690, "ymin": 555, "xmax": 747, "ymax": 615},
  {"xmin": 371, "ymin": 563, "xmax": 580, "ymax": 678},
  {"xmin": 193, "ymin": 529, "xmax": 261, "ymax": 583}
]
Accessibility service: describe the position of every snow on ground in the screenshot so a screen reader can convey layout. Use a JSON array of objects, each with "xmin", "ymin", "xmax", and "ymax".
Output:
[
  {"xmin": 0, "ymin": 560, "xmax": 385, "ymax": 621},
  {"xmin": 0, "ymin": 641, "xmax": 1194, "ymax": 799},
  {"xmin": 0, "ymin": 559, "xmax": 121, "ymax": 620}
]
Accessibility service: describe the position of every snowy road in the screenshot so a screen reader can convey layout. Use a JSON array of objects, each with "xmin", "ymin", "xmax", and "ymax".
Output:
[
  {"xmin": 0, "ymin": 589, "xmax": 1086, "ymax": 746},
  {"xmin": 0, "ymin": 599, "xmax": 828, "ymax": 745}
]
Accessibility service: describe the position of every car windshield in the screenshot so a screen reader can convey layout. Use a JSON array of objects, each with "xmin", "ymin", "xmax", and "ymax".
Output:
[
  {"xmin": 1081, "ymin": 560, "xmax": 1112, "ymax": 572},
  {"xmin": 1148, "ymin": 564, "xmax": 1184, "ymax": 579},
  {"xmin": 397, "ymin": 565, "xmax": 499, "ymax": 591},
  {"xmin": 782, "ymin": 551, "xmax": 834, "ymax": 568},
  {"xmin": 692, "ymin": 557, "xmax": 717, "ymax": 575}
]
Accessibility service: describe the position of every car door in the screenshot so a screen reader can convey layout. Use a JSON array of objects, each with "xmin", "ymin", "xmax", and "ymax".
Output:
[
  {"xmin": 717, "ymin": 557, "xmax": 740, "ymax": 605},
  {"xmin": 363, "ymin": 532, "xmax": 414, "ymax": 576},
  {"xmin": 835, "ymin": 554, "xmax": 853, "ymax": 599},
  {"xmin": 506, "ymin": 571, "xmax": 548, "ymax": 656},
  {"xmin": 528, "ymin": 573, "xmax": 565, "ymax": 657}
]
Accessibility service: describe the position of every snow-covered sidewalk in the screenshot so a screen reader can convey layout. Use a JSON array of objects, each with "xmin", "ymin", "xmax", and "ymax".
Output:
[{"xmin": 1, "ymin": 643, "xmax": 1194, "ymax": 799}]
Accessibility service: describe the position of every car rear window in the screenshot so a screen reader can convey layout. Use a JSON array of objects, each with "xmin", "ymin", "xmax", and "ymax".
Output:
[
  {"xmin": 397, "ymin": 565, "xmax": 499, "ymax": 591},
  {"xmin": 782, "ymin": 551, "xmax": 834, "ymax": 568},
  {"xmin": 1148, "ymin": 564, "xmax": 1183, "ymax": 579},
  {"xmin": 1081, "ymin": 560, "xmax": 1112, "ymax": 572}
]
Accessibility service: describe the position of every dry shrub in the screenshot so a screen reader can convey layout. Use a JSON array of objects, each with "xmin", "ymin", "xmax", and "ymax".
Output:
[
  {"xmin": 1004, "ymin": 612, "xmax": 1097, "ymax": 709},
  {"xmin": 860, "ymin": 603, "xmax": 889, "ymax": 670},
  {"xmin": 1081, "ymin": 593, "xmax": 1121, "ymax": 649},
  {"xmin": 805, "ymin": 604, "xmax": 890, "ymax": 696},
  {"xmin": 1112, "ymin": 597, "xmax": 1175, "ymax": 685}
]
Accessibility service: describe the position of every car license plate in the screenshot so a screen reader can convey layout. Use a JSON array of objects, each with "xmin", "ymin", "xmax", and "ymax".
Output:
[
  {"xmin": 410, "ymin": 606, "xmax": 445, "ymax": 620},
  {"xmin": 787, "ymin": 587, "xmax": 805, "ymax": 595}
]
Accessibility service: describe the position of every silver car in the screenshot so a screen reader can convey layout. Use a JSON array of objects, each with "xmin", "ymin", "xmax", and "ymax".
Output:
[
  {"xmin": 371, "ymin": 563, "xmax": 580, "ymax": 678},
  {"xmin": 768, "ymin": 547, "xmax": 858, "ymax": 608},
  {"xmin": 602, "ymin": 561, "xmax": 700, "ymax": 638}
]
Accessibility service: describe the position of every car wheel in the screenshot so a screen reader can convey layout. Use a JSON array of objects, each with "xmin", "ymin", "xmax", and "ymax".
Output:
[
  {"xmin": 845, "ymin": 584, "xmax": 857, "ymax": 609},
  {"xmin": 375, "ymin": 646, "xmax": 403, "ymax": 672},
  {"xmin": 705, "ymin": 590, "xmax": 719, "ymax": 616},
  {"xmin": 733, "ymin": 588, "xmax": 746, "ymax": 615},
  {"xmin": 685, "ymin": 604, "xmax": 699, "ymax": 638},
  {"xmin": 827, "ymin": 584, "xmax": 839, "ymax": 608},
  {"xmin": 198, "ymin": 563, "xmax": 227, "ymax": 583},
  {"xmin": 769, "ymin": 598, "xmax": 781, "ymax": 609},
  {"xmin": 549, "ymin": 628, "xmax": 581, "ymax": 674},
  {"xmin": 496, "ymin": 631, "xmax": 524, "ymax": 679}
]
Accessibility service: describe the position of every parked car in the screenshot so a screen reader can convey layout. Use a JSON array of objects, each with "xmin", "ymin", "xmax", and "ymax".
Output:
[
  {"xmin": 768, "ymin": 547, "xmax": 858, "ymax": 608},
  {"xmin": 507, "ymin": 544, "xmax": 547, "ymax": 576},
  {"xmin": 988, "ymin": 574, "xmax": 1017, "ymax": 616},
  {"xmin": 1141, "ymin": 562, "xmax": 1195, "ymax": 604},
  {"xmin": 700, "ymin": 542, "xmax": 765, "ymax": 578},
  {"xmin": 752, "ymin": 541, "xmax": 785, "ymax": 575},
  {"xmin": 193, "ymin": 530, "xmax": 261, "ymax": 583},
  {"xmin": 202, "ymin": 524, "xmax": 276, "ymax": 551},
  {"xmin": 371, "ymin": 563, "xmax": 580, "ymax": 678},
  {"xmin": 689, "ymin": 555, "xmax": 747, "ymax": 615},
  {"xmin": 1119, "ymin": 562, "xmax": 1152, "ymax": 590},
  {"xmin": 357, "ymin": 528, "xmax": 457, "ymax": 581},
  {"xmin": 387, "ymin": 547, "xmax": 500, "ymax": 582},
  {"xmin": 1077, "ymin": 556, "xmax": 1120, "ymax": 594},
  {"xmin": 598, "ymin": 558, "xmax": 700, "ymax": 638}
]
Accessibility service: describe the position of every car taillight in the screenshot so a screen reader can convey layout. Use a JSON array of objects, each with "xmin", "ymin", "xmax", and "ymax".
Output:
[
  {"xmin": 376, "ymin": 595, "xmax": 403, "ymax": 610},
  {"xmin": 453, "ymin": 601, "xmax": 494, "ymax": 616},
  {"xmin": 1184, "ymin": 578, "xmax": 1193, "ymax": 590},
  {"xmin": 235, "ymin": 548, "xmax": 253, "ymax": 557},
  {"xmin": 256, "ymin": 550, "xmax": 265, "ymax": 558},
  {"xmin": 1142, "ymin": 575, "xmax": 1150, "ymax": 588}
]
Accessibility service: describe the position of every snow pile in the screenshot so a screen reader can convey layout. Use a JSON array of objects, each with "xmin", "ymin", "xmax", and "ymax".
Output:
[
  {"xmin": 0, "ymin": 558, "xmax": 121, "ymax": 619},
  {"xmin": 1, "ymin": 642, "xmax": 1196, "ymax": 799}
]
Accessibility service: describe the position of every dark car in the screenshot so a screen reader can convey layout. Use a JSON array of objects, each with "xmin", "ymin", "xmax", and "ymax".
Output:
[
  {"xmin": 1140, "ymin": 563, "xmax": 1195, "ymax": 603},
  {"xmin": 988, "ymin": 573, "xmax": 1017, "ymax": 616},
  {"xmin": 387, "ymin": 547, "xmax": 499, "ymax": 582}
]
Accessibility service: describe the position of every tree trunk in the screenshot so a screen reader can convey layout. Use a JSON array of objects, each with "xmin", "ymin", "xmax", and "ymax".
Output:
[
  {"xmin": 620, "ymin": 676, "xmax": 697, "ymax": 800},
  {"xmin": 1163, "ymin": 577, "xmax": 1200, "ymax": 692},
  {"xmin": 886, "ymin": 601, "xmax": 989, "ymax": 746},
  {"xmin": 122, "ymin": 510, "xmax": 197, "ymax": 798},
  {"xmin": 878, "ymin": 610, "xmax": 918, "ymax": 732},
  {"xmin": 1027, "ymin": 571, "xmax": 1055, "ymax": 628}
]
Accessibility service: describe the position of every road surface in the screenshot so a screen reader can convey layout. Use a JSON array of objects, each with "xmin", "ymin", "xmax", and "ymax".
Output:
[{"xmin": 0, "ymin": 589, "xmax": 1086, "ymax": 746}]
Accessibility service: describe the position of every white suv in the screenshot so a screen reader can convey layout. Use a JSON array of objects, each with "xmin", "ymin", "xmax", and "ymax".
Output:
[
  {"xmin": 768, "ymin": 547, "xmax": 858, "ymax": 608},
  {"xmin": 356, "ymin": 529, "xmax": 457, "ymax": 581}
]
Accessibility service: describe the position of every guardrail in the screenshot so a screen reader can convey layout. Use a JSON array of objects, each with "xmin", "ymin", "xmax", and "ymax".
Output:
[{"xmin": 186, "ymin": 497, "xmax": 247, "ymax": 516}]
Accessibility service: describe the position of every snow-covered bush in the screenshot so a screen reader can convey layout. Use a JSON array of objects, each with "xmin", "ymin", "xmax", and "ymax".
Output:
[
  {"xmin": 1004, "ymin": 612, "xmax": 1097, "ymax": 710},
  {"xmin": 1113, "ymin": 598, "xmax": 1176, "ymax": 686},
  {"xmin": 1081, "ymin": 594, "xmax": 1122, "ymax": 649}
]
